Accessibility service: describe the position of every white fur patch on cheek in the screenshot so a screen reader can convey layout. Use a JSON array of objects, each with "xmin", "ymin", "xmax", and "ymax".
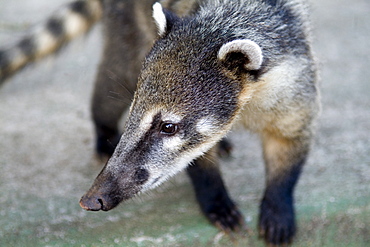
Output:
[
  {"xmin": 141, "ymin": 151, "xmax": 195, "ymax": 192},
  {"xmin": 141, "ymin": 134, "xmax": 224, "ymax": 192},
  {"xmin": 162, "ymin": 136, "xmax": 183, "ymax": 150},
  {"xmin": 152, "ymin": 3, "xmax": 167, "ymax": 36},
  {"xmin": 196, "ymin": 117, "xmax": 217, "ymax": 136}
]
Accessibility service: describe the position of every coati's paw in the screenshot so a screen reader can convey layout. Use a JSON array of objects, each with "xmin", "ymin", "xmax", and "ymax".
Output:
[
  {"xmin": 217, "ymin": 138, "xmax": 233, "ymax": 158},
  {"xmin": 258, "ymin": 198, "xmax": 295, "ymax": 246},
  {"xmin": 204, "ymin": 198, "xmax": 246, "ymax": 233}
]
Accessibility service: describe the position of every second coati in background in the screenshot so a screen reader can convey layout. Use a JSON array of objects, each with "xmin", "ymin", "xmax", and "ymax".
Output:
[{"xmin": 0, "ymin": 0, "xmax": 319, "ymax": 246}]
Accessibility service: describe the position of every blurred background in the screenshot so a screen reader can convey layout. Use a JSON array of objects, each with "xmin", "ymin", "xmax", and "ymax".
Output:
[{"xmin": 0, "ymin": 0, "xmax": 369, "ymax": 246}]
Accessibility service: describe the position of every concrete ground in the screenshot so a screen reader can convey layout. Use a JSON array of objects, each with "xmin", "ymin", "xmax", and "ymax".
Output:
[{"xmin": 0, "ymin": 0, "xmax": 369, "ymax": 246}]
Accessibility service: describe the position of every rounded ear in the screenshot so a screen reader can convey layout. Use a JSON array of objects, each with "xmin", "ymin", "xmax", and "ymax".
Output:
[
  {"xmin": 218, "ymin": 39, "xmax": 263, "ymax": 71},
  {"xmin": 152, "ymin": 3, "xmax": 167, "ymax": 36},
  {"xmin": 152, "ymin": 2, "xmax": 178, "ymax": 37}
]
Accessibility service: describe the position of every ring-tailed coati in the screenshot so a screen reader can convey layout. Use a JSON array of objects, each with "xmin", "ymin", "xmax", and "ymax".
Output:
[{"xmin": 1, "ymin": 0, "xmax": 319, "ymax": 245}]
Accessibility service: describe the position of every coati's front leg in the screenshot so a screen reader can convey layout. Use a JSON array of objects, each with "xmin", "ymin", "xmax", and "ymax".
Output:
[
  {"xmin": 187, "ymin": 146, "xmax": 245, "ymax": 233},
  {"xmin": 258, "ymin": 131, "xmax": 310, "ymax": 245}
]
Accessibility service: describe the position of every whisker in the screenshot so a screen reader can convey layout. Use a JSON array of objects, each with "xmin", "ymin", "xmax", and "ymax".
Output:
[
  {"xmin": 106, "ymin": 69, "xmax": 135, "ymax": 97},
  {"xmin": 204, "ymin": 154, "xmax": 218, "ymax": 165},
  {"xmin": 108, "ymin": 91, "xmax": 133, "ymax": 104}
]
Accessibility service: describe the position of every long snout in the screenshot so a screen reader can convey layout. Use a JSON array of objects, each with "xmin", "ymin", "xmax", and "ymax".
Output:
[
  {"xmin": 79, "ymin": 164, "xmax": 146, "ymax": 211},
  {"xmin": 79, "ymin": 171, "xmax": 124, "ymax": 211}
]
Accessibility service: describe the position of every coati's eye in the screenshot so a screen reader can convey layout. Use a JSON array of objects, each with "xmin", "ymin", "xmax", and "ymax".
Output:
[{"xmin": 160, "ymin": 122, "xmax": 179, "ymax": 136}]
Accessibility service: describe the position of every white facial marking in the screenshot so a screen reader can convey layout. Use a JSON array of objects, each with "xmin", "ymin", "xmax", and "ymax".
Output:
[
  {"xmin": 196, "ymin": 117, "xmax": 217, "ymax": 136},
  {"xmin": 152, "ymin": 2, "xmax": 167, "ymax": 36},
  {"xmin": 160, "ymin": 111, "xmax": 183, "ymax": 150},
  {"xmin": 218, "ymin": 39, "xmax": 263, "ymax": 70},
  {"xmin": 161, "ymin": 111, "xmax": 182, "ymax": 123},
  {"xmin": 141, "ymin": 109, "xmax": 158, "ymax": 131},
  {"xmin": 142, "ymin": 121, "xmax": 231, "ymax": 193},
  {"xmin": 162, "ymin": 136, "xmax": 183, "ymax": 150},
  {"xmin": 141, "ymin": 135, "xmax": 221, "ymax": 192}
]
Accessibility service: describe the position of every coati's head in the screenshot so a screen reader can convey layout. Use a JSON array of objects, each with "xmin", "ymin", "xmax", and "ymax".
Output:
[{"xmin": 80, "ymin": 3, "xmax": 263, "ymax": 211}]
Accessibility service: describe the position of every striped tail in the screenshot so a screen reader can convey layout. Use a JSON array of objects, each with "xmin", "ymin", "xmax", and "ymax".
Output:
[{"xmin": 0, "ymin": 0, "xmax": 103, "ymax": 85}]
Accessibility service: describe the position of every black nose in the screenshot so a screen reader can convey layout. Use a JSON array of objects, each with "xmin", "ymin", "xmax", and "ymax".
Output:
[
  {"xmin": 79, "ymin": 189, "xmax": 123, "ymax": 211},
  {"xmin": 79, "ymin": 194, "xmax": 104, "ymax": 211},
  {"xmin": 79, "ymin": 167, "xmax": 145, "ymax": 211}
]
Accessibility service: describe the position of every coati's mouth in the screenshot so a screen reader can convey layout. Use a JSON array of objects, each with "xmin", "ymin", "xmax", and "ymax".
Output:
[
  {"xmin": 79, "ymin": 182, "xmax": 138, "ymax": 212},
  {"xmin": 80, "ymin": 194, "xmax": 111, "ymax": 211},
  {"xmin": 79, "ymin": 195, "xmax": 103, "ymax": 211},
  {"xmin": 149, "ymin": 177, "xmax": 161, "ymax": 187},
  {"xmin": 79, "ymin": 192, "xmax": 127, "ymax": 211},
  {"xmin": 97, "ymin": 199, "xmax": 104, "ymax": 210},
  {"xmin": 79, "ymin": 198, "xmax": 107, "ymax": 211},
  {"xmin": 80, "ymin": 163, "xmax": 151, "ymax": 211}
]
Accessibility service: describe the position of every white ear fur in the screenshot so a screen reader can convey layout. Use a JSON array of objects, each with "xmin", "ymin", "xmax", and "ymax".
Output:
[
  {"xmin": 218, "ymin": 39, "xmax": 263, "ymax": 70},
  {"xmin": 152, "ymin": 3, "xmax": 167, "ymax": 36}
]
